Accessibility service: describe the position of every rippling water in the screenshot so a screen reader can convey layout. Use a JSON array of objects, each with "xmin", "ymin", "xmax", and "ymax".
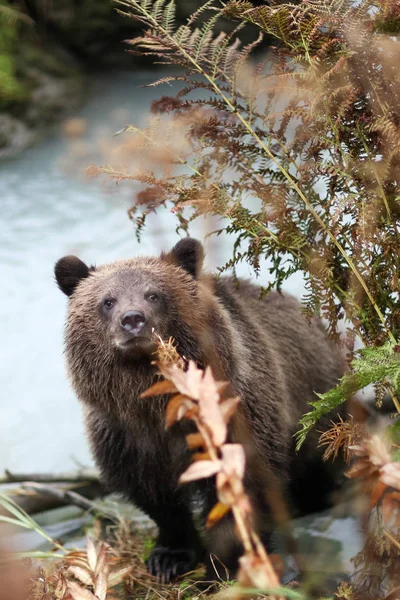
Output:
[{"xmin": 0, "ymin": 71, "xmax": 305, "ymax": 475}]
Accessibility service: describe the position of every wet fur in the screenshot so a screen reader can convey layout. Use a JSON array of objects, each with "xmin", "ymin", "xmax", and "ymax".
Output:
[{"xmin": 56, "ymin": 240, "xmax": 346, "ymax": 581}]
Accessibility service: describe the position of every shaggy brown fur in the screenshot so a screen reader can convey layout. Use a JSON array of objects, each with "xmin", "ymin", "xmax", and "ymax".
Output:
[{"xmin": 55, "ymin": 238, "xmax": 346, "ymax": 582}]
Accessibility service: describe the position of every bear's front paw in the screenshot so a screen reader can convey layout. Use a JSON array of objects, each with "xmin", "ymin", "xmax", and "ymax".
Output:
[{"xmin": 147, "ymin": 546, "xmax": 197, "ymax": 583}]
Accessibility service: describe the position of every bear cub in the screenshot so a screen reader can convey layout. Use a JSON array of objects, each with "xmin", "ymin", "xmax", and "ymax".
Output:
[{"xmin": 55, "ymin": 238, "xmax": 346, "ymax": 582}]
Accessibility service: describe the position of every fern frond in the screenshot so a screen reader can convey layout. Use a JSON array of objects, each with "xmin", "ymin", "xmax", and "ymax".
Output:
[
  {"xmin": 162, "ymin": 0, "xmax": 175, "ymax": 33},
  {"xmin": 186, "ymin": 0, "xmax": 219, "ymax": 26},
  {"xmin": 193, "ymin": 13, "xmax": 221, "ymax": 62},
  {"xmin": 153, "ymin": 0, "xmax": 167, "ymax": 23},
  {"xmin": 296, "ymin": 342, "xmax": 400, "ymax": 449},
  {"xmin": 174, "ymin": 24, "xmax": 192, "ymax": 45}
]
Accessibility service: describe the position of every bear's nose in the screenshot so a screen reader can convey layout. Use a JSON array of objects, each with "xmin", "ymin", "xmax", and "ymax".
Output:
[{"xmin": 120, "ymin": 310, "xmax": 146, "ymax": 334}]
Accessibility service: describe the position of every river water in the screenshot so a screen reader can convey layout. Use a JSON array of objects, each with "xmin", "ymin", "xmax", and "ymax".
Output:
[
  {"xmin": 0, "ymin": 71, "xmax": 366, "ymax": 585},
  {"xmin": 0, "ymin": 70, "xmax": 306, "ymax": 475}
]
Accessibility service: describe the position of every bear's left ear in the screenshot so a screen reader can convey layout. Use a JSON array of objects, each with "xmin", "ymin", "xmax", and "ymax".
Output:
[
  {"xmin": 166, "ymin": 238, "xmax": 204, "ymax": 279},
  {"xmin": 54, "ymin": 255, "xmax": 93, "ymax": 297}
]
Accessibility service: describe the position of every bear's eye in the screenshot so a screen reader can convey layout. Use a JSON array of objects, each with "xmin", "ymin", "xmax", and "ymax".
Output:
[
  {"xmin": 103, "ymin": 299, "xmax": 115, "ymax": 310},
  {"xmin": 147, "ymin": 293, "xmax": 159, "ymax": 303}
]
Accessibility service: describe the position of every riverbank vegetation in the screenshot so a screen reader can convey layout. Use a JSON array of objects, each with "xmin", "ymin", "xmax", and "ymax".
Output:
[{"xmin": 2, "ymin": 0, "xmax": 400, "ymax": 597}]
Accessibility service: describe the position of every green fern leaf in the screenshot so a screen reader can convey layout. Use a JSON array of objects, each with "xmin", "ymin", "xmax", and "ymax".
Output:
[
  {"xmin": 162, "ymin": 0, "xmax": 175, "ymax": 33},
  {"xmin": 187, "ymin": 0, "xmax": 219, "ymax": 26},
  {"xmin": 193, "ymin": 13, "xmax": 220, "ymax": 62},
  {"xmin": 296, "ymin": 341, "xmax": 400, "ymax": 449},
  {"xmin": 173, "ymin": 24, "xmax": 191, "ymax": 45},
  {"xmin": 152, "ymin": 0, "xmax": 167, "ymax": 23}
]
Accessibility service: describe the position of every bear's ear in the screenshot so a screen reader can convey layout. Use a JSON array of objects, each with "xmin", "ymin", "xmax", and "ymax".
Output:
[
  {"xmin": 166, "ymin": 238, "xmax": 204, "ymax": 279},
  {"xmin": 54, "ymin": 256, "xmax": 92, "ymax": 297}
]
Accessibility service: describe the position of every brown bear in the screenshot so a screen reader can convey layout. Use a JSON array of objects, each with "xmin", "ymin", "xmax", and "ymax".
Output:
[{"xmin": 55, "ymin": 238, "xmax": 346, "ymax": 583}]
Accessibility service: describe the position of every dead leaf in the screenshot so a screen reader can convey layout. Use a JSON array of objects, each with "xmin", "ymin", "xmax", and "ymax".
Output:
[
  {"xmin": 345, "ymin": 458, "xmax": 376, "ymax": 480},
  {"xmin": 86, "ymin": 538, "xmax": 97, "ymax": 574},
  {"xmin": 238, "ymin": 553, "xmax": 280, "ymax": 589},
  {"xmin": 165, "ymin": 394, "xmax": 193, "ymax": 428},
  {"xmin": 66, "ymin": 556, "xmax": 92, "ymax": 571},
  {"xmin": 370, "ymin": 480, "xmax": 389, "ymax": 508},
  {"xmin": 192, "ymin": 452, "xmax": 211, "ymax": 461},
  {"xmin": 381, "ymin": 462, "xmax": 400, "ymax": 490},
  {"xmin": 216, "ymin": 469, "xmax": 234, "ymax": 505},
  {"xmin": 67, "ymin": 581, "xmax": 97, "ymax": 600},
  {"xmin": 182, "ymin": 407, "xmax": 199, "ymax": 421},
  {"xmin": 67, "ymin": 566, "xmax": 93, "ymax": 587},
  {"xmin": 179, "ymin": 459, "xmax": 222, "ymax": 483},
  {"xmin": 206, "ymin": 502, "xmax": 231, "ymax": 528},
  {"xmin": 94, "ymin": 544, "xmax": 108, "ymax": 579},
  {"xmin": 161, "ymin": 361, "xmax": 204, "ymax": 400},
  {"xmin": 198, "ymin": 367, "xmax": 227, "ymax": 446},
  {"xmin": 186, "ymin": 432, "xmax": 204, "ymax": 449},
  {"xmin": 348, "ymin": 443, "xmax": 367, "ymax": 457},
  {"xmin": 54, "ymin": 573, "xmax": 68, "ymax": 597},
  {"xmin": 140, "ymin": 380, "xmax": 177, "ymax": 398},
  {"xmin": 221, "ymin": 444, "xmax": 246, "ymax": 480},
  {"xmin": 216, "ymin": 380, "xmax": 230, "ymax": 394},
  {"xmin": 94, "ymin": 565, "xmax": 109, "ymax": 600},
  {"xmin": 382, "ymin": 491, "xmax": 400, "ymax": 529},
  {"xmin": 220, "ymin": 397, "xmax": 241, "ymax": 422},
  {"xmin": 269, "ymin": 553, "xmax": 285, "ymax": 579},
  {"xmin": 65, "ymin": 551, "xmax": 88, "ymax": 562},
  {"xmin": 369, "ymin": 435, "xmax": 392, "ymax": 466},
  {"xmin": 107, "ymin": 565, "xmax": 133, "ymax": 588}
]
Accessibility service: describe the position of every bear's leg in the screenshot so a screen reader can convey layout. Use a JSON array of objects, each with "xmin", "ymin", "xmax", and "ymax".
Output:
[
  {"xmin": 86, "ymin": 412, "xmax": 202, "ymax": 582},
  {"xmin": 141, "ymin": 496, "xmax": 203, "ymax": 583}
]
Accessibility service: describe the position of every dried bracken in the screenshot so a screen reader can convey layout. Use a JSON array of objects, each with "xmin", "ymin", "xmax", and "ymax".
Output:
[
  {"xmin": 345, "ymin": 434, "xmax": 400, "ymax": 524},
  {"xmin": 93, "ymin": 0, "xmax": 400, "ymax": 348},
  {"xmin": 142, "ymin": 350, "xmax": 283, "ymax": 598},
  {"xmin": 64, "ymin": 539, "xmax": 133, "ymax": 600},
  {"xmin": 0, "ymin": 494, "xmax": 135, "ymax": 600},
  {"xmin": 346, "ymin": 435, "xmax": 392, "ymax": 498},
  {"xmin": 152, "ymin": 333, "xmax": 186, "ymax": 370},
  {"xmin": 343, "ymin": 433, "xmax": 400, "ymax": 596},
  {"xmin": 318, "ymin": 415, "xmax": 365, "ymax": 463},
  {"xmin": 88, "ymin": 0, "xmax": 400, "ymax": 458}
]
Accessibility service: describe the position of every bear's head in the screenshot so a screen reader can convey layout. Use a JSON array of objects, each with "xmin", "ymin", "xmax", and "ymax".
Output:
[{"xmin": 54, "ymin": 238, "xmax": 206, "ymax": 363}]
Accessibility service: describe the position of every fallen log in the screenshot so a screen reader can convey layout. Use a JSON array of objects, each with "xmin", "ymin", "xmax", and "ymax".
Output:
[
  {"xmin": 0, "ymin": 479, "xmax": 106, "ymax": 516},
  {"xmin": 1, "ymin": 469, "xmax": 99, "ymax": 484},
  {"xmin": 21, "ymin": 482, "xmax": 115, "ymax": 519}
]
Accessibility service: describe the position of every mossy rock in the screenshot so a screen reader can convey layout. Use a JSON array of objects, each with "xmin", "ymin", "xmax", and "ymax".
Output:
[
  {"xmin": 0, "ymin": 38, "xmax": 86, "ymax": 158},
  {"xmin": 0, "ymin": 113, "xmax": 35, "ymax": 158}
]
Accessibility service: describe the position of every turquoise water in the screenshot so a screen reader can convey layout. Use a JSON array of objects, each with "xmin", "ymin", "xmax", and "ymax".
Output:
[{"xmin": 0, "ymin": 71, "xmax": 305, "ymax": 474}]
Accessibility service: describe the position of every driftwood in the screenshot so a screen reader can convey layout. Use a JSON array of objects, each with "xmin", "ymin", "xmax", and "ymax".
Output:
[
  {"xmin": 0, "ymin": 471, "xmax": 154, "ymax": 529},
  {"xmin": 1, "ymin": 469, "xmax": 99, "ymax": 484},
  {"xmin": 21, "ymin": 482, "xmax": 116, "ymax": 520},
  {"xmin": 0, "ymin": 479, "xmax": 106, "ymax": 516}
]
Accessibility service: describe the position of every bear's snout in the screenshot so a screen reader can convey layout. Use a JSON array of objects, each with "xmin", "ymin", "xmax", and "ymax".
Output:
[{"xmin": 120, "ymin": 310, "xmax": 147, "ymax": 335}]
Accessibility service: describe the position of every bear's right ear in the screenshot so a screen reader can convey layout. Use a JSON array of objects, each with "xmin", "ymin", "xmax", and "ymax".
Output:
[
  {"xmin": 54, "ymin": 256, "xmax": 92, "ymax": 297},
  {"xmin": 166, "ymin": 238, "xmax": 204, "ymax": 279}
]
